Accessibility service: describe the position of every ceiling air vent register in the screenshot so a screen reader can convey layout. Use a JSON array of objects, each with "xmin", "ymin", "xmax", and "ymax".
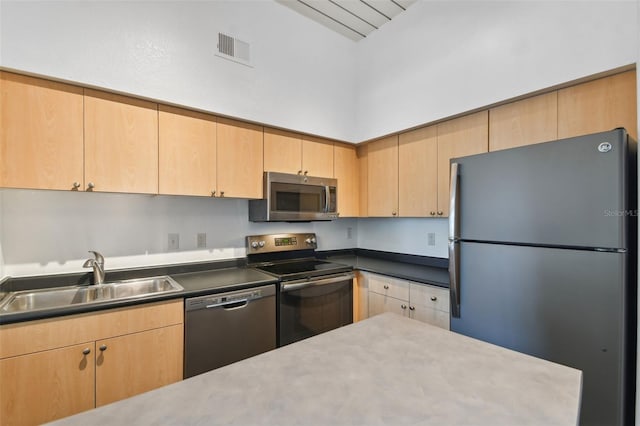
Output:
[{"xmin": 216, "ymin": 33, "xmax": 252, "ymax": 67}]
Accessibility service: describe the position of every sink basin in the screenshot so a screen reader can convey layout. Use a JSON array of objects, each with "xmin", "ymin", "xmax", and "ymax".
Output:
[{"xmin": 0, "ymin": 276, "xmax": 183, "ymax": 314}]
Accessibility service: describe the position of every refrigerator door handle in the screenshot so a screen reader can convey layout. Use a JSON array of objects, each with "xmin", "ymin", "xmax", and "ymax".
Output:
[
  {"xmin": 448, "ymin": 240, "xmax": 461, "ymax": 318},
  {"xmin": 449, "ymin": 162, "xmax": 461, "ymax": 318},
  {"xmin": 449, "ymin": 162, "xmax": 460, "ymax": 240}
]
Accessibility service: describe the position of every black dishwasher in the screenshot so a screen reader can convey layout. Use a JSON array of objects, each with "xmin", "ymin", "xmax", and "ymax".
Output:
[{"xmin": 184, "ymin": 284, "xmax": 276, "ymax": 378}]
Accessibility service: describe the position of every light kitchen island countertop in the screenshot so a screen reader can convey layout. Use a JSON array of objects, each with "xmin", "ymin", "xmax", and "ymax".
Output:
[{"xmin": 50, "ymin": 313, "xmax": 582, "ymax": 426}]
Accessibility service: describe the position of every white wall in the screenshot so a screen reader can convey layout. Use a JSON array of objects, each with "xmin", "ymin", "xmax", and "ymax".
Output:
[
  {"xmin": 355, "ymin": 0, "xmax": 638, "ymax": 141},
  {"xmin": 0, "ymin": 0, "xmax": 357, "ymax": 142},
  {"xmin": 357, "ymin": 218, "xmax": 448, "ymax": 258},
  {"xmin": 0, "ymin": 190, "xmax": 357, "ymax": 278}
]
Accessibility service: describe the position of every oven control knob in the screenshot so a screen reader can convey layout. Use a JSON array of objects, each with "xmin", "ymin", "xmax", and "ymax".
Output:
[
  {"xmin": 258, "ymin": 241, "xmax": 265, "ymax": 248},
  {"xmin": 305, "ymin": 237, "xmax": 317, "ymax": 245},
  {"xmin": 251, "ymin": 241, "xmax": 259, "ymax": 249}
]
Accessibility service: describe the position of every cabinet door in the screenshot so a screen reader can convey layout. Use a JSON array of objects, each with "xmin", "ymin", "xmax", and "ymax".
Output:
[
  {"xmin": 357, "ymin": 144, "xmax": 368, "ymax": 217},
  {"xmin": 0, "ymin": 342, "xmax": 95, "ymax": 426},
  {"xmin": 367, "ymin": 135, "xmax": 398, "ymax": 217},
  {"xmin": 263, "ymin": 128, "xmax": 302, "ymax": 174},
  {"xmin": 302, "ymin": 136, "xmax": 334, "ymax": 177},
  {"xmin": 84, "ymin": 90, "xmax": 159, "ymax": 194},
  {"xmin": 558, "ymin": 70, "xmax": 637, "ymax": 141},
  {"xmin": 1, "ymin": 72, "xmax": 84, "ymax": 191},
  {"xmin": 398, "ymin": 125, "xmax": 437, "ymax": 217},
  {"xmin": 95, "ymin": 324, "xmax": 183, "ymax": 407},
  {"xmin": 158, "ymin": 105, "xmax": 216, "ymax": 197},
  {"xmin": 489, "ymin": 92, "xmax": 558, "ymax": 151},
  {"xmin": 437, "ymin": 111, "xmax": 488, "ymax": 217},
  {"xmin": 368, "ymin": 292, "xmax": 409, "ymax": 318},
  {"xmin": 409, "ymin": 303, "xmax": 450, "ymax": 329},
  {"xmin": 216, "ymin": 117, "xmax": 263, "ymax": 199},
  {"xmin": 334, "ymin": 143, "xmax": 359, "ymax": 217}
]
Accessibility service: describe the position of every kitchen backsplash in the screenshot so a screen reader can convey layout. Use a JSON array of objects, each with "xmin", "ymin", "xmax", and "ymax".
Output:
[{"xmin": 0, "ymin": 189, "xmax": 448, "ymax": 278}]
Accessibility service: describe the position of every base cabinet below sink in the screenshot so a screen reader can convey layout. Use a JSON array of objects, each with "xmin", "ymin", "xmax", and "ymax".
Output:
[{"xmin": 0, "ymin": 299, "xmax": 183, "ymax": 426}]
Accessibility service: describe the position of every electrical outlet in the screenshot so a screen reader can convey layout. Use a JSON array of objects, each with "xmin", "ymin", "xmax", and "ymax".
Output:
[
  {"xmin": 427, "ymin": 232, "xmax": 436, "ymax": 246},
  {"xmin": 197, "ymin": 233, "xmax": 207, "ymax": 248},
  {"xmin": 347, "ymin": 227, "xmax": 353, "ymax": 240},
  {"xmin": 168, "ymin": 233, "xmax": 180, "ymax": 251}
]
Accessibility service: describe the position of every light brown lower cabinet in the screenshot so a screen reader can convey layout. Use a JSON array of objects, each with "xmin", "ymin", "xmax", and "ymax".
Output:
[
  {"xmin": 0, "ymin": 342, "xmax": 96, "ymax": 426},
  {"xmin": 95, "ymin": 325, "xmax": 183, "ymax": 407},
  {"xmin": 0, "ymin": 300, "xmax": 183, "ymax": 426}
]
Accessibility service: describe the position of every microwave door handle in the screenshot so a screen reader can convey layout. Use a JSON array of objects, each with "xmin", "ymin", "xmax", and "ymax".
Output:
[{"xmin": 324, "ymin": 185, "xmax": 330, "ymax": 212}]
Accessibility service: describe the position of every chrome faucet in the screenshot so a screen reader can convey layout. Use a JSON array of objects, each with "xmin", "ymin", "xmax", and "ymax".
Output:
[{"xmin": 83, "ymin": 251, "xmax": 105, "ymax": 285}]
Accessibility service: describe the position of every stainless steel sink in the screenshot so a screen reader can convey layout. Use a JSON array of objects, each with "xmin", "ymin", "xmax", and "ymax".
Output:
[{"xmin": 0, "ymin": 276, "xmax": 183, "ymax": 314}]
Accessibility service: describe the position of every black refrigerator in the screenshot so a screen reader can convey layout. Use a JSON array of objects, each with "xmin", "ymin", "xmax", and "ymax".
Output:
[{"xmin": 448, "ymin": 129, "xmax": 637, "ymax": 425}]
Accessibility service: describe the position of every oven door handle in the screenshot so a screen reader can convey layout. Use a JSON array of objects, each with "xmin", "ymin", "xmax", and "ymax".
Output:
[{"xmin": 281, "ymin": 273, "xmax": 354, "ymax": 293}]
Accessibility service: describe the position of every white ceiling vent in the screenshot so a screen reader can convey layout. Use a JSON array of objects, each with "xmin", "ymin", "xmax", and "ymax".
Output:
[{"xmin": 216, "ymin": 33, "xmax": 252, "ymax": 67}]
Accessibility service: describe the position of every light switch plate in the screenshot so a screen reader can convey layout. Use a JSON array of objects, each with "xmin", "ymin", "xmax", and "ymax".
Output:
[{"xmin": 427, "ymin": 232, "xmax": 436, "ymax": 246}]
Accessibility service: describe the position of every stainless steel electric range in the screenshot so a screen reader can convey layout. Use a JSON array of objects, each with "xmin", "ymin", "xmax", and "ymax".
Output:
[{"xmin": 247, "ymin": 233, "xmax": 354, "ymax": 346}]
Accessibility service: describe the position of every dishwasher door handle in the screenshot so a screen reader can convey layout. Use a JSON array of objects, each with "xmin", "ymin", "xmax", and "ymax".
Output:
[
  {"xmin": 205, "ymin": 298, "xmax": 249, "ymax": 310},
  {"xmin": 281, "ymin": 273, "xmax": 354, "ymax": 293}
]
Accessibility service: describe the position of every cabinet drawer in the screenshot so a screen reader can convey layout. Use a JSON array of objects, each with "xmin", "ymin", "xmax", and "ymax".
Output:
[
  {"xmin": 368, "ymin": 276, "xmax": 409, "ymax": 301},
  {"xmin": 409, "ymin": 283, "xmax": 449, "ymax": 313}
]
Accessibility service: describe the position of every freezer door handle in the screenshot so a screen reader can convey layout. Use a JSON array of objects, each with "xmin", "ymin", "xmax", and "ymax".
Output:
[
  {"xmin": 449, "ymin": 240, "xmax": 461, "ymax": 318},
  {"xmin": 449, "ymin": 162, "xmax": 460, "ymax": 240}
]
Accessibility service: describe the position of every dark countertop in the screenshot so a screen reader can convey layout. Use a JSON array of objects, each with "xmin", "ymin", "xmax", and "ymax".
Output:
[
  {"xmin": 171, "ymin": 267, "xmax": 278, "ymax": 297},
  {"xmin": 320, "ymin": 249, "xmax": 449, "ymax": 288},
  {"xmin": 0, "ymin": 261, "xmax": 277, "ymax": 325},
  {"xmin": 0, "ymin": 249, "xmax": 448, "ymax": 325}
]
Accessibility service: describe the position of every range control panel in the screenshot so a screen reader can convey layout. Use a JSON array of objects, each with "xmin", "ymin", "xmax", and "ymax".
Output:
[{"xmin": 246, "ymin": 233, "xmax": 317, "ymax": 253}]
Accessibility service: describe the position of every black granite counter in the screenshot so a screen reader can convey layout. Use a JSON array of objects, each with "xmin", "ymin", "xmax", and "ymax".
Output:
[
  {"xmin": 0, "ymin": 249, "xmax": 447, "ymax": 325},
  {"xmin": 319, "ymin": 249, "xmax": 449, "ymax": 288},
  {"xmin": 0, "ymin": 260, "xmax": 277, "ymax": 325}
]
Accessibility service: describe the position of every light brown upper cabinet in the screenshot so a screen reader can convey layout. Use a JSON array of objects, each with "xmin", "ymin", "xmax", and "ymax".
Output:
[
  {"xmin": 158, "ymin": 106, "xmax": 217, "ymax": 197},
  {"xmin": 357, "ymin": 144, "xmax": 368, "ymax": 217},
  {"xmin": 263, "ymin": 128, "xmax": 303, "ymax": 175},
  {"xmin": 84, "ymin": 90, "xmax": 158, "ymax": 194},
  {"xmin": 302, "ymin": 135, "xmax": 334, "ymax": 177},
  {"xmin": 0, "ymin": 72, "xmax": 84, "ymax": 191},
  {"xmin": 489, "ymin": 92, "xmax": 558, "ymax": 151},
  {"xmin": 217, "ymin": 117, "xmax": 264, "ymax": 199},
  {"xmin": 558, "ymin": 70, "xmax": 637, "ymax": 141},
  {"xmin": 367, "ymin": 135, "xmax": 399, "ymax": 217},
  {"xmin": 437, "ymin": 111, "xmax": 489, "ymax": 217},
  {"xmin": 334, "ymin": 143, "xmax": 359, "ymax": 217},
  {"xmin": 263, "ymin": 129, "xmax": 334, "ymax": 178},
  {"xmin": 398, "ymin": 125, "xmax": 438, "ymax": 217}
]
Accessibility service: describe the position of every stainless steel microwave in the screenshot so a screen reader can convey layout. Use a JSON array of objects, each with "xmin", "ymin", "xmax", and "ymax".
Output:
[{"xmin": 249, "ymin": 172, "xmax": 338, "ymax": 222}]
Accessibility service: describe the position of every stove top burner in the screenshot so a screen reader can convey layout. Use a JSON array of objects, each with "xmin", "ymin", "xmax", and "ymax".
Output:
[
  {"xmin": 256, "ymin": 259, "xmax": 344, "ymax": 277},
  {"xmin": 247, "ymin": 233, "xmax": 352, "ymax": 281}
]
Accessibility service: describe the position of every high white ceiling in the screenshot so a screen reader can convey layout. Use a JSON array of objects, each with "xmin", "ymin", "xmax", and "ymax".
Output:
[{"xmin": 276, "ymin": 0, "xmax": 417, "ymax": 41}]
